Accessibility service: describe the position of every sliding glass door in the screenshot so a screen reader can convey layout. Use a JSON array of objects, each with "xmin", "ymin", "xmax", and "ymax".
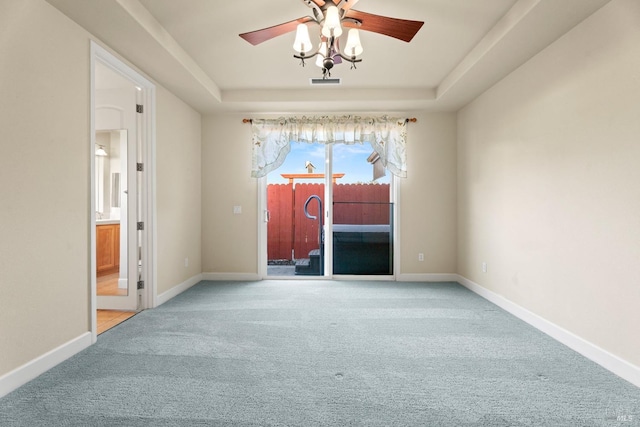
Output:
[
  {"xmin": 331, "ymin": 144, "xmax": 393, "ymax": 275},
  {"xmin": 263, "ymin": 141, "xmax": 395, "ymax": 278}
]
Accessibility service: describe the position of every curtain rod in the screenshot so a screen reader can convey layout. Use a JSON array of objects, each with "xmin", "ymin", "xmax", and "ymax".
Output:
[{"xmin": 242, "ymin": 118, "xmax": 417, "ymax": 124}]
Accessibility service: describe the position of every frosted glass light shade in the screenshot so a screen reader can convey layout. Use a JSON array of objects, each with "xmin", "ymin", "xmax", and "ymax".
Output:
[
  {"xmin": 293, "ymin": 24, "xmax": 312, "ymax": 53},
  {"xmin": 321, "ymin": 6, "xmax": 343, "ymax": 37},
  {"xmin": 344, "ymin": 29, "xmax": 363, "ymax": 57},
  {"xmin": 96, "ymin": 145, "xmax": 108, "ymax": 156}
]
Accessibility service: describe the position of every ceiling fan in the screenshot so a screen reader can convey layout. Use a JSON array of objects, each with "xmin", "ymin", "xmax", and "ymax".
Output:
[{"xmin": 239, "ymin": 0, "xmax": 424, "ymax": 79}]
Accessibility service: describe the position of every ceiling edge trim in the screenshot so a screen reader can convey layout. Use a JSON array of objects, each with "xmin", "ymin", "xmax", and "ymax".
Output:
[
  {"xmin": 115, "ymin": 0, "xmax": 222, "ymax": 103},
  {"xmin": 221, "ymin": 88, "xmax": 437, "ymax": 103},
  {"xmin": 436, "ymin": 0, "xmax": 541, "ymax": 100}
]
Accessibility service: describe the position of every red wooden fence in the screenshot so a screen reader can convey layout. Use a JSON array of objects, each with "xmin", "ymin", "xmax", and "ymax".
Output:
[
  {"xmin": 267, "ymin": 184, "xmax": 293, "ymax": 261},
  {"xmin": 333, "ymin": 184, "xmax": 390, "ymax": 225},
  {"xmin": 267, "ymin": 183, "xmax": 390, "ymax": 261}
]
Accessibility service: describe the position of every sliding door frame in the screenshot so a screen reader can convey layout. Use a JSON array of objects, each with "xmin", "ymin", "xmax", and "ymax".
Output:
[{"xmin": 258, "ymin": 142, "xmax": 399, "ymax": 280}]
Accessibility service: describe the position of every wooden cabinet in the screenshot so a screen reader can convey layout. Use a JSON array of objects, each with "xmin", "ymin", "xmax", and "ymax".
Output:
[{"xmin": 97, "ymin": 224, "xmax": 120, "ymax": 276}]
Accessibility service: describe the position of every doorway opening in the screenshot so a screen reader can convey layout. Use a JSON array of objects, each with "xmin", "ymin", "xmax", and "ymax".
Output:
[{"xmin": 91, "ymin": 42, "xmax": 156, "ymax": 340}]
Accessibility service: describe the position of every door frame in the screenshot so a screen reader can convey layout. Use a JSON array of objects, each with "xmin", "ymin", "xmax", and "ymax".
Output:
[
  {"xmin": 90, "ymin": 41, "xmax": 157, "ymax": 342},
  {"xmin": 258, "ymin": 142, "xmax": 400, "ymax": 280}
]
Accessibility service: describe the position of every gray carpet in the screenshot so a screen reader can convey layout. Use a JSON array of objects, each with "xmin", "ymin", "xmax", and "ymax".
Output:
[{"xmin": 1, "ymin": 280, "xmax": 638, "ymax": 426}]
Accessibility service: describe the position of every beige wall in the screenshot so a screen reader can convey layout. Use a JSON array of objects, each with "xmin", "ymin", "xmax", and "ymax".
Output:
[
  {"xmin": 0, "ymin": 0, "xmax": 203, "ymax": 378},
  {"xmin": 457, "ymin": 0, "xmax": 640, "ymax": 367},
  {"xmin": 201, "ymin": 112, "xmax": 457, "ymax": 276},
  {"xmin": 156, "ymin": 86, "xmax": 202, "ymax": 294},
  {"xmin": 201, "ymin": 114, "xmax": 258, "ymax": 274},
  {"xmin": 400, "ymin": 112, "xmax": 457, "ymax": 275},
  {"xmin": 0, "ymin": 0, "xmax": 91, "ymax": 376}
]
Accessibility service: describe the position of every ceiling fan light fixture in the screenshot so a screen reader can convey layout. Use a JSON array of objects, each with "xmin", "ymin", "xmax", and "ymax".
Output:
[
  {"xmin": 293, "ymin": 23, "xmax": 312, "ymax": 53},
  {"xmin": 344, "ymin": 28, "xmax": 363, "ymax": 57},
  {"xmin": 241, "ymin": 2, "xmax": 424, "ymax": 79},
  {"xmin": 241, "ymin": 0, "xmax": 423, "ymax": 79},
  {"xmin": 321, "ymin": 6, "xmax": 343, "ymax": 38}
]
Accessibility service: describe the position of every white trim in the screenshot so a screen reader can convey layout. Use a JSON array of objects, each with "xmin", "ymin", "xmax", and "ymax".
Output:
[
  {"xmin": 457, "ymin": 275, "xmax": 640, "ymax": 388},
  {"xmin": 91, "ymin": 41, "xmax": 157, "ymax": 318},
  {"xmin": 202, "ymin": 272, "xmax": 261, "ymax": 281},
  {"xmin": 0, "ymin": 333, "xmax": 92, "ymax": 399},
  {"xmin": 334, "ymin": 275, "xmax": 396, "ymax": 281},
  {"xmin": 392, "ymin": 175, "xmax": 400, "ymax": 278},
  {"xmin": 324, "ymin": 144, "xmax": 333, "ymax": 278},
  {"xmin": 156, "ymin": 274, "xmax": 203, "ymax": 306},
  {"xmin": 398, "ymin": 273, "xmax": 459, "ymax": 282},
  {"xmin": 146, "ymin": 87, "xmax": 158, "ymax": 309},
  {"xmin": 90, "ymin": 44, "xmax": 98, "ymax": 344},
  {"xmin": 257, "ymin": 177, "xmax": 267, "ymax": 279}
]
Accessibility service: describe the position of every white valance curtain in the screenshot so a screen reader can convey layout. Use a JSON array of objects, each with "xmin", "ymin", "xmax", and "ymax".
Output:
[{"xmin": 250, "ymin": 115, "xmax": 408, "ymax": 178}]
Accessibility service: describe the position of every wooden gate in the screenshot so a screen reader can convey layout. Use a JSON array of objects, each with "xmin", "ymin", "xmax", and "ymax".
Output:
[
  {"xmin": 267, "ymin": 184, "xmax": 293, "ymax": 260},
  {"xmin": 293, "ymin": 183, "xmax": 324, "ymax": 260}
]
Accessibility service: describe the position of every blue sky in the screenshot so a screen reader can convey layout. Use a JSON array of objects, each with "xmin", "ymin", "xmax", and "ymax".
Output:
[{"xmin": 267, "ymin": 142, "xmax": 390, "ymax": 184}]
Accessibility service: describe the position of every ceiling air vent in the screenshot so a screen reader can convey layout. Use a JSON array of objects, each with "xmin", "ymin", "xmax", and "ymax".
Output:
[{"xmin": 310, "ymin": 78, "xmax": 341, "ymax": 85}]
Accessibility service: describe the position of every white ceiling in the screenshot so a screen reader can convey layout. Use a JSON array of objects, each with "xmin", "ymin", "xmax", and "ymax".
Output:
[{"xmin": 47, "ymin": 0, "xmax": 611, "ymax": 114}]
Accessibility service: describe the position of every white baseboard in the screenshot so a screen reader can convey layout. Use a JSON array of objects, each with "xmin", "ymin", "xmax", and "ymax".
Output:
[
  {"xmin": 201, "ymin": 272, "xmax": 261, "ymax": 281},
  {"xmin": 201, "ymin": 273, "xmax": 457, "ymax": 283},
  {"xmin": 398, "ymin": 273, "xmax": 458, "ymax": 282},
  {"xmin": 0, "ymin": 332, "xmax": 92, "ymax": 399},
  {"xmin": 456, "ymin": 275, "xmax": 640, "ymax": 388},
  {"xmin": 156, "ymin": 273, "xmax": 203, "ymax": 307}
]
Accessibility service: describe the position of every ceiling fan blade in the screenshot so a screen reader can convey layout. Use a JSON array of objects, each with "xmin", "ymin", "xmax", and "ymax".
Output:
[
  {"xmin": 332, "ymin": 0, "xmax": 360, "ymax": 12},
  {"xmin": 239, "ymin": 16, "xmax": 313, "ymax": 46},
  {"xmin": 343, "ymin": 10, "xmax": 424, "ymax": 43}
]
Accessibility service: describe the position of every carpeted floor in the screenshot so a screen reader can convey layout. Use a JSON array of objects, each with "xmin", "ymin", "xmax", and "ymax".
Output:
[{"xmin": 1, "ymin": 280, "xmax": 638, "ymax": 426}]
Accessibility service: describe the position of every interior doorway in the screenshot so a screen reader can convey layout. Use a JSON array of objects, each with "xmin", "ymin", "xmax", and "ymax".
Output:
[{"xmin": 91, "ymin": 42, "xmax": 156, "ymax": 340}]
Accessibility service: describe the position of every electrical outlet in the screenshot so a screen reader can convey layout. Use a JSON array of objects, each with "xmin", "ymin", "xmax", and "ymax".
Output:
[
  {"xmin": 233, "ymin": 205, "xmax": 242, "ymax": 214},
  {"xmin": 184, "ymin": 257, "xmax": 189, "ymax": 267},
  {"xmin": 482, "ymin": 262, "xmax": 487, "ymax": 273},
  {"xmin": 418, "ymin": 253, "xmax": 424, "ymax": 262}
]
